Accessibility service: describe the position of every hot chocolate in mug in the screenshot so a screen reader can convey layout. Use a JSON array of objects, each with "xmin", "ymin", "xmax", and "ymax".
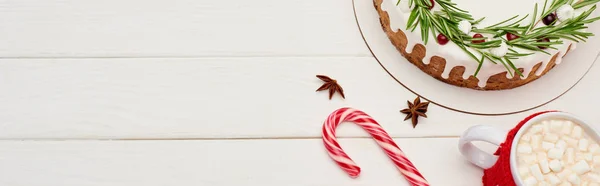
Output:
[{"xmin": 459, "ymin": 111, "xmax": 600, "ymax": 186}]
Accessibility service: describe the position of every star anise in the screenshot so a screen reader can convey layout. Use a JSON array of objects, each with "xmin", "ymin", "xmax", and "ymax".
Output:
[
  {"xmin": 400, "ymin": 97, "xmax": 429, "ymax": 128},
  {"xmin": 316, "ymin": 75, "xmax": 345, "ymax": 100}
]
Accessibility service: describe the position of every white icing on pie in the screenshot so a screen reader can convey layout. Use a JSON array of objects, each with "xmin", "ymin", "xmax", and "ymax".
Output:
[{"xmin": 381, "ymin": 0, "xmax": 578, "ymax": 88}]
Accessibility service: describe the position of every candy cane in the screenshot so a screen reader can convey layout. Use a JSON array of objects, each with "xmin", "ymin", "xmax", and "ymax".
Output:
[{"xmin": 322, "ymin": 107, "xmax": 429, "ymax": 186}]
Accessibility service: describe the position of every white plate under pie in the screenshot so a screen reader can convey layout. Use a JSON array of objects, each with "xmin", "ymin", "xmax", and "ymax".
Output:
[{"xmin": 353, "ymin": 0, "xmax": 600, "ymax": 115}]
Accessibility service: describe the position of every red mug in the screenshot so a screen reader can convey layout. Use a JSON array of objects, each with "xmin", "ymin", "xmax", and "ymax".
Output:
[{"xmin": 459, "ymin": 111, "xmax": 600, "ymax": 186}]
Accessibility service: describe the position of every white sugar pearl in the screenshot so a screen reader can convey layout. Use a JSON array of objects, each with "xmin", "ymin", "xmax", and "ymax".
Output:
[
  {"xmin": 549, "ymin": 159, "xmax": 563, "ymax": 172},
  {"xmin": 547, "ymin": 173, "xmax": 561, "ymax": 185},
  {"xmin": 457, "ymin": 20, "xmax": 471, "ymax": 35},
  {"xmin": 587, "ymin": 173, "xmax": 600, "ymax": 182},
  {"xmin": 489, "ymin": 41, "xmax": 509, "ymax": 57},
  {"xmin": 519, "ymin": 144, "xmax": 534, "ymax": 154},
  {"xmin": 557, "ymin": 4, "xmax": 575, "ymax": 21},
  {"xmin": 545, "ymin": 134, "xmax": 560, "ymax": 143},
  {"xmin": 568, "ymin": 173, "xmax": 581, "ymax": 185},
  {"xmin": 549, "ymin": 148, "xmax": 566, "ymax": 159},
  {"xmin": 563, "ymin": 121, "xmax": 574, "ymax": 135},
  {"xmin": 567, "ymin": 148, "xmax": 575, "ymax": 164},
  {"xmin": 531, "ymin": 164, "xmax": 545, "ymax": 180},
  {"xmin": 572, "ymin": 126, "xmax": 583, "ymax": 139},
  {"xmin": 579, "ymin": 139, "xmax": 590, "ymax": 151},
  {"xmin": 543, "ymin": 142, "xmax": 556, "ymax": 150},
  {"xmin": 532, "ymin": 135, "xmax": 543, "ymax": 149},
  {"xmin": 589, "ymin": 144, "xmax": 599, "ymax": 154},
  {"xmin": 540, "ymin": 159, "xmax": 551, "ymax": 174},
  {"xmin": 572, "ymin": 160, "xmax": 591, "ymax": 175},
  {"xmin": 524, "ymin": 176, "xmax": 538, "ymax": 185}
]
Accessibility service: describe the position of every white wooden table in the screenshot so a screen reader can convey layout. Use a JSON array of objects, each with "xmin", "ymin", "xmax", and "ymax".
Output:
[{"xmin": 0, "ymin": 0, "xmax": 599, "ymax": 185}]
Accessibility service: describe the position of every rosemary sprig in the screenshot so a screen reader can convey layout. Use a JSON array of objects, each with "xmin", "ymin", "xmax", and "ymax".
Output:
[{"xmin": 397, "ymin": 0, "xmax": 600, "ymax": 77}]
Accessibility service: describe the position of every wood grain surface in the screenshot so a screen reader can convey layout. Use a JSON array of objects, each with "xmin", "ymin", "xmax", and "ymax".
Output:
[{"xmin": 0, "ymin": 0, "xmax": 598, "ymax": 185}]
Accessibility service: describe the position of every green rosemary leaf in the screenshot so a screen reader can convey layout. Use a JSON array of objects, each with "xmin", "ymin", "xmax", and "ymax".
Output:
[
  {"xmin": 496, "ymin": 55, "xmax": 514, "ymax": 77},
  {"xmin": 407, "ymin": 9, "xmax": 420, "ymax": 30},
  {"xmin": 397, "ymin": 0, "xmax": 401, "ymax": 6},
  {"xmin": 471, "ymin": 17, "xmax": 486, "ymax": 25},
  {"xmin": 574, "ymin": 0, "xmax": 600, "ymax": 9},
  {"xmin": 474, "ymin": 55, "xmax": 484, "ymax": 77},
  {"xmin": 526, "ymin": 3, "xmax": 539, "ymax": 34},
  {"xmin": 582, "ymin": 16, "xmax": 600, "ymax": 24},
  {"xmin": 486, "ymin": 15, "xmax": 520, "ymax": 28},
  {"xmin": 505, "ymin": 57, "xmax": 524, "ymax": 77},
  {"xmin": 542, "ymin": 0, "xmax": 549, "ymax": 17}
]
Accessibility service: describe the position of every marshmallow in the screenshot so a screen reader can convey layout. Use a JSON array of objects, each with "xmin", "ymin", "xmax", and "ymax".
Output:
[
  {"xmin": 542, "ymin": 142, "xmax": 556, "ymax": 150},
  {"xmin": 549, "ymin": 159, "xmax": 563, "ymax": 172},
  {"xmin": 547, "ymin": 173, "xmax": 561, "ymax": 185},
  {"xmin": 589, "ymin": 144, "xmax": 600, "ymax": 154},
  {"xmin": 545, "ymin": 133, "xmax": 560, "ymax": 143},
  {"xmin": 580, "ymin": 139, "xmax": 590, "ymax": 151},
  {"xmin": 543, "ymin": 121, "xmax": 551, "ymax": 133},
  {"xmin": 568, "ymin": 173, "xmax": 581, "ymax": 185},
  {"xmin": 518, "ymin": 144, "xmax": 533, "ymax": 154},
  {"xmin": 524, "ymin": 176, "xmax": 538, "ymax": 185},
  {"xmin": 549, "ymin": 148, "xmax": 566, "ymax": 159},
  {"xmin": 531, "ymin": 164, "xmax": 545, "ymax": 181},
  {"xmin": 538, "ymin": 181, "xmax": 551, "ymax": 186},
  {"xmin": 521, "ymin": 134, "xmax": 532, "ymax": 142},
  {"xmin": 593, "ymin": 156, "xmax": 600, "ymax": 164},
  {"xmin": 521, "ymin": 154, "xmax": 537, "ymax": 164},
  {"xmin": 556, "ymin": 140, "xmax": 568, "ymax": 150},
  {"xmin": 587, "ymin": 173, "xmax": 600, "ymax": 182},
  {"xmin": 567, "ymin": 148, "xmax": 575, "ymax": 164},
  {"xmin": 540, "ymin": 160, "xmax": 551, "ymax": 174},
  {"xmin": 562, "ymin": 121, "xmax": 574, "ymax": 135},
  {"xmin": 573, "ymin": 160, "xmax": 591, "ymax": 175},
  {"xmin": 538, "ymin": 151, "xmax": 548, "ymax": 161},
  {"xmin": 585, "ymin": 153, "xmax": 594, "ymax": 161},
  {"xmin": 532, "ymin": 135, "xmax": 543, "ymax": 148},
  {"xmin": 531, "ymin": 125, "xmax": 543, "ymax": 134},
  {"xmin": 519, "ymin": 166, "xmax": 530, "ymax": 177},
  {"xmin": 590, "ymin": 183, "xmax": 600, "ymax": 186},
  {"xmin": 558, "ymin": 169, "xmax": 573, "ymax": 179},
  {"xmin": 560, "ymin": 182, "xmax": 573, "ymax": 186},
  {"xmin": 550, "ymin": 120, "xmax": 564, "ymax": 132},
  {"xmin": 572, "ymin": 126, "xmax": 583, "ymax": 139},
  {"xmin": 563, "ymin": 136, "xmax": 579, "ymax": 147}
]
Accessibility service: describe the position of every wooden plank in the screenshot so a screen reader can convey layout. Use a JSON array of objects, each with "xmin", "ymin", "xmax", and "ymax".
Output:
[
  {"xmin": 0, "ymin": 57, "xmax": 597, "ymax": 139},
  {"xmin": 0, "ymin": 0, "xmax": 368, "ymax": 57},
  {"xmin": 0, "ymin": 138, "xmax": 483, "ymax": 186}
]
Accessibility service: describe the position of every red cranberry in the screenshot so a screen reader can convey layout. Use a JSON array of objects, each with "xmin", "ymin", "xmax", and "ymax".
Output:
[
  {"xmin": 471, "ymin": 33, "xmax": 485, "ymax": 44},
  {"xmin": 428, "ymin": 0, "xmax": 435, "ymax": 9},
  {"xmin": 537, "ymin": 38, "xmax": 550, "ymax": 49},
  {"xmin": 437, "ymin": 34, "xmax": 449, "ymax": 45},
  {"xmin": 506, "ymin": 33, "xmax": 519, "ymax": 41},
  {"xmin": 542, "ymin": 13, "xmax": 557, "ymax": 25}
]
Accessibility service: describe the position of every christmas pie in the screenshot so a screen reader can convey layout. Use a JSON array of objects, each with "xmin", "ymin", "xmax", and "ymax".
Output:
[{"xmin": 375, "ymin": 0, "xmax": 599, "ymax": 90}]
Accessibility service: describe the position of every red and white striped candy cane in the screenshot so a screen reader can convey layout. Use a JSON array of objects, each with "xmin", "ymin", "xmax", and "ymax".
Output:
[{"xmin": 322, "ymin": 107, "xmax": 429, "ymax": 186}]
